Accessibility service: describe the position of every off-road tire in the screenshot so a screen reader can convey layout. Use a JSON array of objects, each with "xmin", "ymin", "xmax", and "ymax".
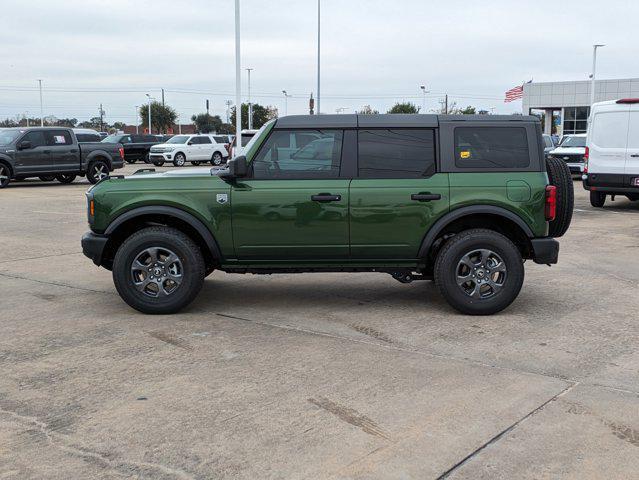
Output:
[
  {"xmin": 152, "ymin": 159, "xmax": 165, "ymax": 167},
  {"xmin": 86, "ymin": 160, "xmax": 109, "ymax": 184},
  {"xmin": 434, "ymin": 229, "xmax": 524, "ymax": 315},
  {"xmin": 590, "ymin": 190, "xmax": 606, "ymax": 208},
  {"xmin": 113, "ymin": 226, "xmax": 205, "ymax": 314},
  {"xmin": 56, "ymin": 174, "xmax": 76, "ymax": 184},
  {"xmin": 545, "ymin": 157, "xmax": 573, "ymax": 237},
  {"xmin": 173, "ymin": 153, "xmax": 186, "ymax": 167}
]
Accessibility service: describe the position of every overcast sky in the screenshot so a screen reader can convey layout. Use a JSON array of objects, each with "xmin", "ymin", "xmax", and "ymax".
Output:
[{"xmin": 1, "ymin": 0, "xmax": 637, "ymax": 124}]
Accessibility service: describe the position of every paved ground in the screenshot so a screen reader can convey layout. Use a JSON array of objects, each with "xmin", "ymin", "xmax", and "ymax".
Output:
[{"xmin": 1, "ymin": 166, "xmax": 638, "ymax": 479}]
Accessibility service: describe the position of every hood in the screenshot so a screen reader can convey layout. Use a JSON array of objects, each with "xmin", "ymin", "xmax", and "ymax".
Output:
[
  {"xmin": 125, "ymin": 167, "xmax": 222, "ymax": 179},
  {"xmin": 549, "ymin": 146, "xmax": 585, "ymax": 155}
]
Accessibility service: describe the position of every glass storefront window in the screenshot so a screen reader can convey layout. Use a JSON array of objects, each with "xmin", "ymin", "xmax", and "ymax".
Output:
[{"xmin": 563, "ymin": 106, "xmax": 590, "ymax": 134}]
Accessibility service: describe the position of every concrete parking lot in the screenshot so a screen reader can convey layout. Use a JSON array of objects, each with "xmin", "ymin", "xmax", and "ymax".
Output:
[{"xmin": 1, "ymin": 166, "xmax": 638, "ymax": 479}]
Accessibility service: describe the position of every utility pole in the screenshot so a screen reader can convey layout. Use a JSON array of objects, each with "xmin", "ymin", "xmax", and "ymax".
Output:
[
  {"xmin": 235, "ymin": 0, "xmax": 242, "ymax": 151},
  {"xmin": 309, "ymin": 93, "xmax": 315, "ymax": 115},
  {"xmin": 37, "ymin": 79, "xmax": 43, "ymax": 127},
  {"xmin": 161, "ymin": 88, "xmax": 165, "ymax": 106},
  {"xmin": 134, "ymin": 106, "xmax": 139, "ymax": 134},
  {"xmin": 282, "ymin": 90, "xmax": 289, "ymax": 116},
  {"xmin": 145, "ymin": 93, "xmax": 153, "ymax": 135},
  {"xmin": 25, "ymin": 112, "xmax": 29, "ymax": 127},
  {"xmin": 316, "ymin": 0, "xmax": 321, "ymax": 115},
  {"xmin": 444, "ymin": 94, "xmax": 448, "ymax": 114},
  {"xmin": 206, "ymin": 99, "xmax": 210, "ymax": 115},
  {"xmin": 246, "ymin": 67, "xmax": 253, "ymax": 130},
  {"xmin": 99, "ymin": 103, "xmax": 105, "ymax": 132},
  {"xmin": 590, "ymin": 44, "xmax": 605, "ymax": 108}
]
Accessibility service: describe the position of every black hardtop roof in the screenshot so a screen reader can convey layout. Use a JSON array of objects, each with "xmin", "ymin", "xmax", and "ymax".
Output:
[{"xmin": 274, "ymin": 114, "xmax": 539, "ymax": 129}]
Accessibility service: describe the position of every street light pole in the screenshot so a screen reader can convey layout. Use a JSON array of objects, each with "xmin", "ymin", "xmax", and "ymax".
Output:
[
  {"xmin": 420, "ymin": 85, "xmax": 430, "ymax": 113},
  {"xmin": 145, "ymin": 94, "xmax": 152, "ymax": 135},
  {"xmin": 317, "ymin": 0, "xmax": 321, "ymax": 115},
  {"xmin": 246, "ymin": 67, "xmax": 253, "ymax": 130},
  {"xmin": 282, "ymin": 90, "xmax": 289, "ymax": 116},
  {"xmin": 37, "ymin": 79, "xmax": 43, "ymax": 126},
  {"xmin": 235, "ymin": 0, "xmax": 242, "ymax": 152},
  {"xmin": 590, "ymin": 44, "xmax": 605, "ymax": 108},
  {"xmin": 134, "ymin": 106, "xmax": 139, "ymax": 134}
]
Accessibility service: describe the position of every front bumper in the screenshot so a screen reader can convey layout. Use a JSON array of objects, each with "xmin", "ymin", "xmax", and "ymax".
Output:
[
  {"xmin": 530, "ymin": 238, "xmax": 559, "ymax": 265},
  {"xmin": 149, "ymin": 152, "xmax": 173, "ymax": 162},
  {"xmin": 81, "ymin": 231, "xmax": 108, "ymax": 266}
]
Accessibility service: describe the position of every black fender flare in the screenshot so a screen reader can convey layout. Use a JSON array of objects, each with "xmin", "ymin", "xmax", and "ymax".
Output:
[
  {"xmin": 418, "ymin": 205, "xmax": 534, "ymax": 258},
  {"xmin": 86, "ymin": 150, "xmax": 113, "ymax": 170},
  {"xmin": 104, "ymin": 205, "xmax": 223, "ymax": 260}
]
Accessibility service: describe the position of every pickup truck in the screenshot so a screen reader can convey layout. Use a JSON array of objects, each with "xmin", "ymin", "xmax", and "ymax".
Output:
[
  {"xmin": 101, "ymin": 133, "xmax": 162, "ymax": 164},
  {"xmin": 0, "ymin": 127, "xmax": 124, "ymax": 188}
]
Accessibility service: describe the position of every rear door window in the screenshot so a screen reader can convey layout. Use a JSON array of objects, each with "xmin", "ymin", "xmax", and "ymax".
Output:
[
  {"xmin": 454, "ymin": 127, "xmax": 529, "ymax": 168},
  {"xmin": 46, "ymin": 130, "xmax": 73, "ymax": 146},
  {"xmin": 592, "ymin": 112, "xmax": 629, "ymax": 149},
  {"xmin": 358, "ymin": 129, "xmax": 436, "ymax": 178}
]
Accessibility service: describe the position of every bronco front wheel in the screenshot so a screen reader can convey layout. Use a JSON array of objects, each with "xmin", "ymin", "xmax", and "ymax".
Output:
[
  {"xmin": 112, "ymin": 226, "xmax": 205, "ymax": 314},
  {"xmin": 434, "ymin": 228, "xmax": 524, "ymax": 315}
]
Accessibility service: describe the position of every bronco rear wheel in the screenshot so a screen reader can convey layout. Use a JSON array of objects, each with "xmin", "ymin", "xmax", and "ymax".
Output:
[
  {"xmin": 434, "ymin": 229, "xmax": 524, "ymax": 315},
  {"xmin": 545, "ymin": 157, "xmax": 573, "ymax": 237},
  {"xmin": 112, "ymin": 226, "xmax": 205, "ymax": 314}
]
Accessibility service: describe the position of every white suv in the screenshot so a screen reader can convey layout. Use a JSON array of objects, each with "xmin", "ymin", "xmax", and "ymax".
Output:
[{"xmin": 149, "ymin": 134, "xmax": 229, "ymax": 167}]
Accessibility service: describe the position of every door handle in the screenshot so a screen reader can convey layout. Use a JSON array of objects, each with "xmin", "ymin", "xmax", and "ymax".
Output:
[
  {"xmin": 631, "ymin": 154, "xmax": 639, "ymax": 158},
  {"xmin": 311, "ymin": 193, "xmax": 341, "ymax": 202},
  {"xmin": 411, "ymin": 193, "xmax": 441, "ymax": 202}
]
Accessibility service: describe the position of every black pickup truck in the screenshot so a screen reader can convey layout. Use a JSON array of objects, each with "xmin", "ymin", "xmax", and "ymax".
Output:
[
  {"xmin": 101, "ymin": 133, "xmax": 162, "ymax": 164},
  {"xmin": 0, "ymin": 127, "xmax": 124, "ymax": 188}
]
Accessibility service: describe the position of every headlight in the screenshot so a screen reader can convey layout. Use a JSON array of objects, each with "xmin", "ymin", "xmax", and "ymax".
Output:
[{"xmin": 164, "ymin": 147, "xmax": 174, "ymax": 152}]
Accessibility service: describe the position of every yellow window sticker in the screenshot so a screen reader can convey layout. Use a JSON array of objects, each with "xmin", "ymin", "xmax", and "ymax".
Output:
[{"xmin": 460, "ymin": 150, "xmax": 471, "ymax": 159}]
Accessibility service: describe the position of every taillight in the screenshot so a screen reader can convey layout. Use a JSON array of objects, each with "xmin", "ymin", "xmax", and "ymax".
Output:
[
  {"xmin": 583, "ymin": 146, "xmax": 589, "ymax": 173},
  {"xmin": 545, "ymin": 185, "xmax": 557, "ymax": 221},
  {"xmin": 119, "ymin": 147, "xmax": 124, "ymax": 159}
]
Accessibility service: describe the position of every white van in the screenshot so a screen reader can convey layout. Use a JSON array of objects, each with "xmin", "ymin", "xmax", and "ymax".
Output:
[{"xmin": 583, "ymin": 98, "xmax": 639, "ymax": 207}]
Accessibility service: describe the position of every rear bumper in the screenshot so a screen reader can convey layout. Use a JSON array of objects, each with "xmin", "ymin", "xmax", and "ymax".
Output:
[
  {"xmin": 530, "ymin": 238, "xmax": 559, "ymax": 265},
  {"xmin": 81, "ymin": 231, "xmax": 108, "ymax": 266},
  {"xmin": 582, "ymin": 173, "xmax": 639, "ymax": 193}
]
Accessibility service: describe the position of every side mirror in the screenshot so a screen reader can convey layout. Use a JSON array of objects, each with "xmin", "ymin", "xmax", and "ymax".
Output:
[
  {"xmin": 18, "ymin": 140, "xmax": 32, "ymax": 150},
  {"xmin": 222, "ymin": 155, "xmax": 248, "ymax": 179},
  {"xmin": 187, "ymin": 141, "xmax": 194, "ymax": 145}
]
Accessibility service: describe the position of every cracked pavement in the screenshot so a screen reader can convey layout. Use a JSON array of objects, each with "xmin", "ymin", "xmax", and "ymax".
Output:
[{"xmin": 1, "ymin": 168, "xmax": 638, "ymax": 479}]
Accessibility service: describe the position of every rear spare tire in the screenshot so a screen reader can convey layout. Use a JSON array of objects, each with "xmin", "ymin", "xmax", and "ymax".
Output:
[{"xmin": 545, "ymin": 157, "xmax": 573, "ymax": 237}]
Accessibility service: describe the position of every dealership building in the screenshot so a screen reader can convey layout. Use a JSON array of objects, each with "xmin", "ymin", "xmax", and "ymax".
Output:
[{"xmin": 522, "ymin": 77, "xmax": 639, "ymax": 135}]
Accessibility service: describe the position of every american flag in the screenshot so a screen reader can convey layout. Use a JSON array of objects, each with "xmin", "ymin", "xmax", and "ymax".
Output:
[
  {"xmin": 504, "ymin": 80, "xmax": 532, "ymax": 103},
  {"xmin": 504, "ymin": 85, "xmax": 524, "ymax": 103}
]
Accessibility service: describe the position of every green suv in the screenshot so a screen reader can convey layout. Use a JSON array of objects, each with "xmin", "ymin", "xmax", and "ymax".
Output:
[{"xmin": 81, "ymin": 114, "xmax": 573, "ymax": 315}]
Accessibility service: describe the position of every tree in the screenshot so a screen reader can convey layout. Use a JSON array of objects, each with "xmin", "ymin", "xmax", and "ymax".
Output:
[
  {"xmin": 357, "ymin": 105, "xmax": 379, "ymax": 115},
  {"xmin": 112, "ymin": 121, "xmax": 127, "ymax": 131},
  {"xmin": 139, "ymin": 101, "xmax": 177, "ymax": 134},
  {"xmin": 77, "ymin": 117, "xmax": 103, "ymax": 129},
  {"xmin": 230, "ymin": 103, "xmax": 277, "ymax": 130},
  {"xmin": 218, "ymin": 123, "xmax": 235, "ymax": 134},
  {"xmin": 191, "ymin": 113, "xmax": 223, "ymax": 133},
  {"xmin": 456, "ymin": 106, "xmax": 476, "ymax": 115},
  {"xmin": 388, "ymin": 102, "xmax": 420, "ymax": 114}
]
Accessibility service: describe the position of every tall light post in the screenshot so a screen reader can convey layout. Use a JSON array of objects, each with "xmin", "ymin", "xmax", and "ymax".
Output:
[
  {"xmin": 282, "ymin": 90, "xmax": 290, "ymax": 116},
  {"xmin": 145, "ymin": 94, "xmax": 153, "ymax": 135},
  {"xmin": 420, "ymin": 85, "xmax": 430, "ymax": 113},
  {"xmin": 590, "ymin": 44, "xmax": 605, "ymax": 108},
  {"xmin": 37, "ymin": 79, "xmax": 43, "ymax": 126},
  {"xmin": 316, "ymin": 0, "xmax": 321, "ymax": 115},
  {"xmin": 134, "ymin": 106, "xmax": 139, "ymax": 134},
  {"xmin": 246, "ymin": 67, "xmax": 253, "ymax": 129},
  {"xmin": 235, "ymin": 0, "xmax": 242, "ymax": 152}
]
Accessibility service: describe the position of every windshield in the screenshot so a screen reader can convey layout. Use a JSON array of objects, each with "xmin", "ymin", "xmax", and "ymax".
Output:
[
  {"xmin": 241, "ymin": 121, "xmax": 273, "ymax": 152},
  {"xmin": 561, "ymin": 136, "xmax": 586, "ymax": 148},
  {"xmin": 0, "ymin": 130, "xmax": 22, "ymax": 146},
  {"xmin": 102, "ymin": 135, "xmax": 123, "ymax": 143},
  {"xmin": 166, "ymin": 135, "xmax": 190, "ymax": 144}
]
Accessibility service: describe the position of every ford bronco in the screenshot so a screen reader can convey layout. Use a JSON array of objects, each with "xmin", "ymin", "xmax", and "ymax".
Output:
[{"xmin": 81, "ymin": 114, "xmax": 573, "ymax": 315}]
